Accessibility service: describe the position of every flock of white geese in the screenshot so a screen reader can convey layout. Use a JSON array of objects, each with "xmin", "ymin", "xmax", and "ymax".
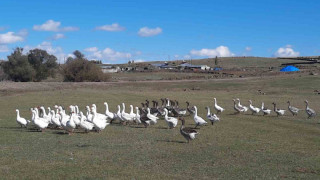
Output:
[{"xmin": 15, "ymin": 98, "xmax": 316, "ymax": 143}]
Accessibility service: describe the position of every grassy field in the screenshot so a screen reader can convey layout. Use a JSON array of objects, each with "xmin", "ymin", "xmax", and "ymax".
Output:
[{"xmin": 1, "ymin": 74, "xmax": 320, "ymax": 179}]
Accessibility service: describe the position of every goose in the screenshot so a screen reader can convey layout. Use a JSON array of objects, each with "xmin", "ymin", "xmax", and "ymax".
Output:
[
  {"xmin": 272, "ymin": 103, "xmax": 286, "ymax": 116},
  {"xmin": 66, "ymin": 112, "xmax": 77, "ymax": 135},
  {"xmin": 193, "ymin": 106, "xmax": 207, "ymax": 128},
  {"xmin": 249, "ymin": 100, "xmax": 261, "ymax": 115},
  {"xmin": 59, "ymin": 111, "xmax": 70, "ymax": 131},
  {"xmin": 15, "ymin": 109, "xmax": 30, "ymax": 128},
  {"xmin": 236, "ymin": 98, "xmax": 248, "ymax": 112},
  {"xmin": 305, "ymin": 100, "xmax": 316, "ymax": 118},
  {"xmin": 129, "ymin": 105, "xmax": 136, "ymax": 119},
  {"xmin": 287, "ymin": 101, "xmax": 300, "ymax": 116},
  {"xmin": 69, "ymin": 105, "xmax": 80, "ymax": 126},
  {"xmin": 121, "ymin": 103, "xmax": 134, "ymax": 124},
  {"xmin": 179, "ymin": 117, "xmax": 199, "ymax": 143},
  {"xmin": 79, "ymin": 112, "xmax": 94, "ymax": 132},
  {"xmin": 134, "ymin": 107, "xmax": 142, "ymax": 124},
  {"xmin": 92, "ymin": 104, "xmax": 108, "ymax": 121},
  {"xmin": 146, "ymin": 108, "xmax": 158, "ymax": 125},
  {"xmin": 39, "ymin": 106, "xmax": 52, "ymax": 124},
  {"xmin": 213, "ymin": 98, "xmax": 225, "ymax": 114},
  {"xmin": 172, "ymin": 100, "xmax": 187, "ymax": 116},
  {"xmin": 50, "ymin": 110, "xmax": 61, "ymax": 128},
  {"xmin": 261, "ymin": 102, "xmax": 272, "ymax": 116},
  {"xmin": 233, "ymin": 99, "xmax": 246, "ymax": 114},
  {"xmin": 186, "ymin": 101, "xmax": 195, "ymax": 115},
  {"xmin": 104, "ymin": 102, "xmax": 116, "ymax": 121},
  {"xmin": 164, "ymin": 108, "xmax": 178, "ymax": 129},
  {"xmin": 31, "ymin": 109, "xmax": 49, "ymax": 132},
  {"xmin": 92, "ymin": 110, "xmax": 109, "ymax": 132},
  {"xmin": 205, "ymin": 106, "xmax": 220, "ymax": 125},
  {"xmin": 86, "ymin": 106, "xmax": 93, "ymax": 122}
]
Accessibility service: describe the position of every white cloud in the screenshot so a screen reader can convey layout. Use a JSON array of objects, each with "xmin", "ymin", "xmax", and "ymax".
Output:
[
  {"xmin": 135, "ymin": 59, "xmax": 145, "ymax": 63},
  {"xmin": 33, "ymin": 20, "xmax": 79, "ymax": 32},
  {"xmin": 190, "ymin": 46, "xmax": 234, "ymax": 57},
  {"xmin": 84, "ymin": 47, "xmax": 99, "ymax": 52},
  {"xmin": 0, "ymin": 45, "xmax": 9, "ymax": 52},
  {"xmin": 51, "ymin": 33, "xmax": 65, "ymax": 40},
  {"xmin": 274, "ymin": 45, "xmax": 300, "ymax": 57},
  {"xmin": 24, "ymin": 41, "xmax": 67, "ymax": 63},
  {"xmin": 0, "ymin": 32, "xmax": 24, "ymax": 44},
  {"xmin": 245, "ymin": 47, "xmax": 252, "ymax": 51},
  {"xmin": 95, "ymin": 23, "xmax": 125, "ymax": 32},
  {"xmin": 184, "ymin": 55, "xmax": 191, "ymax": 59},
  {"xmin": 85, "ymin": 47, "xmax": 131, "ymax": 61},
  {"xmin": 138, "ymin": 27, "xmax": 162, "ymax": 37}
]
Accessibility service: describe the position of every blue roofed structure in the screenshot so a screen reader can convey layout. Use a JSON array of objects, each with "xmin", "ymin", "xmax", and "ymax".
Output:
[{"xmin": 280, "ymin": 66, "xmax": 300, "ymax": 72}]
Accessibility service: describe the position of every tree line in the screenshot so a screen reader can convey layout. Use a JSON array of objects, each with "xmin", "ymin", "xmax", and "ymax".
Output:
[{"xmin": 0, "ymin": 48, "xmax": 110, "ymax": 82}]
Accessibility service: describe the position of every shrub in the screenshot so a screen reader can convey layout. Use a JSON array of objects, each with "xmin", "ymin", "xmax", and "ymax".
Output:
[{"xmin": 63, "ymin": 51, "xmax": 110, "ymax": 82}]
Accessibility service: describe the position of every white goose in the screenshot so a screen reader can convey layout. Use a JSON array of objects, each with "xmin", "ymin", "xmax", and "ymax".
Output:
[
  {"xmin": 92, "ymin": 110, "xmax": 109, "ymax": 132},
  {"xmin": 249, "ymin": 100, "xmax": 261, "ymax": 115},
  {"xmin": 66, "ymin": 112, "xmax": 77, "ymax": 135},
  {"xmin": 50, "ymin": 110, "xmax": 62, "ymax": 128},
  {"xmin": 272, "ymin": 103, "xmax": 286, "ymax": 116},
  {"xmin": 134, "ymin": 107, "xmax": 142, "ymax": 124},
  {"xmin": 31, "ymin": 109, "xmax": 49, "ymax": 132},
  {"xmin": 236, "ymin": 98, "xmax": 248, "ymax": 112},
  {"xmin": 115, "ymin": 105, "xmax": 124, "ymax": 123},
  {"xmin": 16, "ymin": 109, "xmax": 30, "ymax": 128},
  {"xmin": 261, "ymin": 102, "xmax": 272, "ymax": 116},
  {"xmin": 205, "ymin": 106, "xmax": 220, "ymax": 125},
  {"xmin": 164, "ymin": 108, "xmax": 178, "ymax": 129},
  {"xmin": 147, "ymin": 108, "xmax": 158, "ymax": 125},
  {"xmin": 79, "ymin": 112, "xmax": 94, "ymax": 132},
  {"xmin": 69, "ymin": 105, "xmax": 80, "ymax": 126},
  {"xmin": 104, "ymin": 102, "xmax": 116, "ymax": 120},
  {"xmin": 233, "ymin": 99, "xmax": 246, "ymax": 114},
  {"xmin": 86, "ymin": 106, "xmax": 93, "ymax": 122},
  {"xmin": 92, "ymin": 104, "xmax": 108, "ymax": 121},
  {"xmin": 213, "ymin": 98, "xmax": 225, "ymax": 114},
  {"xmin": 193, "ymin": 106, "xmax": 207, "ymax": 128},
  {"xmin": 39, "ymin": 106, "xmax": 52, "ymax": 124},
  {"xmin": 59, "ymin": 110, "xmax": 70, "ymax": 131},
  {"xmin": 305, "ymin": 100, "xmax": 316, "ymax": 118},
  {"xmin": 121, "ymin": 103, "xmax": 134, "ymax": 124}
]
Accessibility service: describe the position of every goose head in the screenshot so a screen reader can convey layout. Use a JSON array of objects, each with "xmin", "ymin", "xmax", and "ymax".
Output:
[
  {"xmin": 249, "ymin": 100, "xmax": 252, "ymax": 104},
  {"xmin": 304, "ymin": 100, "xmax": 309, "ymax": 104}
]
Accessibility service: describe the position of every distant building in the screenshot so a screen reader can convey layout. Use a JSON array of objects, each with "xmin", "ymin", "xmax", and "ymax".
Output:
[
  {"xmin": 100, "ymin": 65, "xmax": 120, "ymax": 73},
  {"xmin": 178, "ymin": 63, "xmax": 210, "ymax": 70}
]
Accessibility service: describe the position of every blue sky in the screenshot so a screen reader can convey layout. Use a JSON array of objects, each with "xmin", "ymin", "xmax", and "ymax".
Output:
[{"xmin": 0, "ymin": 0, "xmax": 319, "ymax": 63}]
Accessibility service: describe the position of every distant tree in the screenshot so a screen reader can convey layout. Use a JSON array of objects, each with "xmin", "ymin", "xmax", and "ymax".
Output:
[
  {"xmin": 63, "ymin": 50, "xmax": 110, "ymax": 82},
  {"xmin": 73, "ymin": 50, "xmax": 85, "ymax": 60},
  {"xmin": 27, "ymin": 49, "xmax": 58, "ymax": 81},
  {"xmin": 214, "ymin": 56, "xmax": 218, "ymax": 66},
  {"xmin": 3, "ymin": 48, "xmax": 35, "ymax": 82}
]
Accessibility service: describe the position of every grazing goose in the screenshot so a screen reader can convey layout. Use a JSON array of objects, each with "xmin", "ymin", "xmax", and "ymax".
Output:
[
  {"xmin": 305, "ymin": 100, "xmax": 316, "ymax": 118},
  {"xmin": 272, "ymin": 103, "xmax": 286, "ymax": 116},
  {"xmin": 261, "ymin": 102, "xmax": 272, "ymax": 116},
  {"xmin": 15, "ymin": 109, "xmax": 30, "ymax": 128},
  {"xmin": 287, "ymin": 101, "xmax": 300, "ymax": 116},
  {"xmin": 164, "ymin": 108, "xmax": 178, "ymax": 129},
  {"xmin": 179, "ymin": 117, "xmax": 199, "ymax": 143},
  {"xmin": 205, "ymin": 106, "xmax": 220, "ymax": 125},
  {"xmin": 186, "ymin": 101, "xmax": 195, "ymax": 115},
  {"xmin": 213, "ymin": 98, "xmax": 225, "ymax": 114},
  {"xmin": 249, "ymin": 100, "xmax": 261, "ymax": 115},
  {"xmin": 173, "ymin": 100, "xmax": 187, "ymax": 117},
  {"xmin": 233, "ymin": 99, "xmax": 246, "ymax": 114},
  {"xmin": 193, "ymin": 106, "xmax": 207, "ymax": 128},
  {"xmin": 79, "ymin": 112, "xmax": 94, "ymax": 133},
  {"xmin": 236, "ymin": 98, "xmax": 248, "ymax": 112}
]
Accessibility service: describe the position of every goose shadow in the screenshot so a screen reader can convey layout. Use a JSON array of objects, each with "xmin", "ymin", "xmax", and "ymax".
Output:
[
  {"xmin": 129, "ymin": 126, "xmax": 147, "ymax": 129},
  {"xmin": 156, "ymin": 140, "xmax": 186, "ymax": 144},
  {"xmin": 156, "ymin": 127, "xmax": 170, "ymax": 130}
]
